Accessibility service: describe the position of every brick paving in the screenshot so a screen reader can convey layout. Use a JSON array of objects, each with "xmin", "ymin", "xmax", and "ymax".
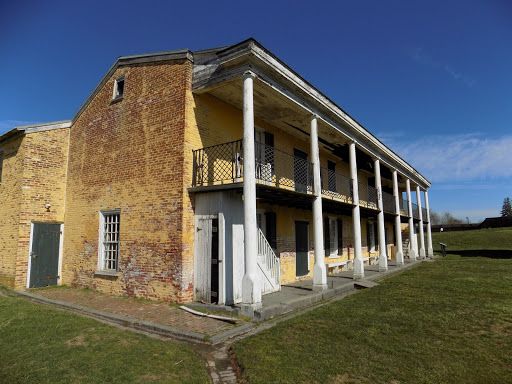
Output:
[{"xmin": 35, "ymin": 288, "xmax": 238, "ymax": 336}]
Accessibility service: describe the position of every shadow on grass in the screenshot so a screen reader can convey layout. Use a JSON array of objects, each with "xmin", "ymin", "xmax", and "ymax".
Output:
[{"xmin": 445, "ymin": 250, "xmax": 512, "ymax": 259}]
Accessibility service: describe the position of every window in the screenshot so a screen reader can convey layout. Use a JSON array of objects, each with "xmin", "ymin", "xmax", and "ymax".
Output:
[
  {"xmin": 255, "ymin": 128, "xmax": 274, "ymax": 183},
  {"xmin": 324, "ymin": 217, "xmax": 339, "ymax": 257},
  {"xmin": 98, "ymin": 210, "xmax": 120, "ymax": 271},
  {"xmin": 112, "ymin": 76, "xmax": 125, "ymax": 100},
  {"xmin": 0, "ymin": 150, "xmax": 3, "ymax": 184},
  {"xmin": 327, "ymin": 160, "xmax": 336, "ymax": 192},
  {"xmin": 367, "ymin": 221, "xmax": 378, "ymax": 252}
]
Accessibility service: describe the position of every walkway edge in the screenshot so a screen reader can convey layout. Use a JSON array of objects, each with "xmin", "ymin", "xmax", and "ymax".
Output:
[{"xmin": 14, "ymin": 290, "xmax": 208, "ymax": 344}]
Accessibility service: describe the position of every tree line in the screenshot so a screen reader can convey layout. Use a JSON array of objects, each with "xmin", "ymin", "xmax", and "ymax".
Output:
[{"xmin": 429, "ymin": 197, "xmax": 512, "ymax": 226}]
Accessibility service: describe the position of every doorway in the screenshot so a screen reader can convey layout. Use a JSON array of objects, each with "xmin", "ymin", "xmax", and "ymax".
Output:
[
  {"xmin": 295, "ymin": 221, "xmax": 309, "ymax": 277},
  {"xmin": 28, "ymin": 223, "xmax": 61, "ymax": 288}
]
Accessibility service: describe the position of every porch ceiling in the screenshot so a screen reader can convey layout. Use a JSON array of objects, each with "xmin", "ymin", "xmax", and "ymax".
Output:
[
  {"xmin": 205, "ymin": 77, "xmax": 350, "ymax": 149},
  {"xmin": 202, "ymin": 78, "xmax": 410, "ymax": 190}
]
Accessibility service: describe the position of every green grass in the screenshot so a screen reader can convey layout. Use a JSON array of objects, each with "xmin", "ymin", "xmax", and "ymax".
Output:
[
  {"xmin": 232, "ymin": 227, "xmax": 512, "ymax": 383},
  {"xmin": 0, "ymin": 292, "xmax": 209, "ymax": 384},
  {"xmin": 432, "ymin": 226, "xmax": 512, "ymax": 256}
]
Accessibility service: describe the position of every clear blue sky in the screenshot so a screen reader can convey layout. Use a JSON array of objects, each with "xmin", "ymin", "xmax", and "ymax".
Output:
[{"xmin": 1, "ymin": 0, "xmax": 511, "ymax": 222}]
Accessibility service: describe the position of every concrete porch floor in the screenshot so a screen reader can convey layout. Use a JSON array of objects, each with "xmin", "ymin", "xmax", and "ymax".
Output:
[{"xmin": 191, "ymin": 258, "xmax": 426, "ymax": 321}]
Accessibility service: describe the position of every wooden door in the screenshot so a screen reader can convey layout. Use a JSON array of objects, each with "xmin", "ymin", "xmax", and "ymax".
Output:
[
  {"xmin": 295, "ymin": 221, "xmax": 309, "ymax": 277},
  {"xmin": 29, "ymin": 223, "xmax": 61, "ymax": 288}
]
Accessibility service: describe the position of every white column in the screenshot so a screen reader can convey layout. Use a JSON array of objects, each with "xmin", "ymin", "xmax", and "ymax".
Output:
[
  {"xmin": 310, "ymin": 115, "xmax": 327, "ymax": 290},
  {"xmin": 406, "ymin": 179, "xmax": 417, "ymax": 260},
  {"xmin": 374, "ymin": 159, "xmax": 387, "ymax": 272},
  {"xmin": 416, "ymin": 186, "xmax": 426, "ymax": 258},
  {"xmin": 425, "ymin": 190, "xmax": 434, "ymax": 257},
  {"xmin": 241, "ymin": 71, "xmax": 261, "ymax": 316},
  {"xmin": 392, "ymin": 170, "xmax": 404, "ymax": 266},
  {"xmin": 349, "ymin": 141, "xmax": 364, "ymax": 279}
]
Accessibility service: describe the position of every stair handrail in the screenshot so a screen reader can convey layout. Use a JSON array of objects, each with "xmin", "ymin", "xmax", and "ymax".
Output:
[{"xmin": 257, "ymin": 228, "xmax": 281, "ymax": 285}]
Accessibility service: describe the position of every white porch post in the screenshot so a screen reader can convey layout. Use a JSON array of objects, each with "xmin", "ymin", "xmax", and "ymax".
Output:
[
  {"xmin": 241, "ymin": 71, "xmax": 261, "ymax": 316},
  {"xmin": 392, "ymin": 170, "xmax": 404, "ymax": 266},
  {"xmin": 416, "ymin": 186, "xmax": 426, "ymax": 258},
  {"xmin": 425, "ymin": 190, "xmax": 434, "ymax": 257},
  {"xmin": 350, "ymin": 141, "xmax": 364, "ymax": 279},
  {"xmin": 374, "ymin": 159, "xmax": 387, "ymax": 272},
  {"xmin": 406, "ymin": 179, "xmax": 417, "ymax": 260},
  {"xmin": 310, "ymin": 114, "xmax": 327, "ymax": 290}
]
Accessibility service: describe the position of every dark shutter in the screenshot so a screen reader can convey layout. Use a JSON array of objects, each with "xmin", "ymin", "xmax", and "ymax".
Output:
[
  {"xmin": 392, "ymin": 224, "xmax": 396, "ymax": 245},
  {"xmin": 265, "ymin": 212, "xmax": 277, "ymax": 251},
  {"xmin": 324, "ymin": 217, "xmax": 330, "ymax": 256},
  {"xmin": 366, "ymin": 222, "xmax": 370, "ymax": 251},
  {"xmin": 337, "ymin": 219, "xmax": 343, "ymax": 254},
  {"xmin": 264, "ymin": 132, "xmax": 274, "ymax": 172},
  {"xmin": 374, "ymin": 222, "xmax": 379, "ymax": 251}
]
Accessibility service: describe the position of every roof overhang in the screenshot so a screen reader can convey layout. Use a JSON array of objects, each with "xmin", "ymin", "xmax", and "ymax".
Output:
[
  {"xmin": 0, "ymin": 120, "xmax": 72, "ymax": 146},
  {"xmin": 192, "ymin": 38, "xmax": 431, "ymax": 189}
]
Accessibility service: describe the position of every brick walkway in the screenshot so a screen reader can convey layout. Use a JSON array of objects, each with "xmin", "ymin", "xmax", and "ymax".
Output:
[{"xmin": 35, "ymin": 288, "xmax": 238, "ymax": 336}]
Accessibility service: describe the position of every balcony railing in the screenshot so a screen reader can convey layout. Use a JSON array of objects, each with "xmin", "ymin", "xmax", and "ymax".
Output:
[
  {"xmin": 358, "ymin": 183, "xmax": 378, "ymax": 210},
  {"xmin": 400, "ymin": 199, "xmax": 408, "ymax": 216},
  {"xmin": 422, "ymin": 207, "xmax": 429, "ymax": 222},
  {"xmin": 382, "ymin": 191, "xmax": 396, "ymax": 214},
  {"xmin": 411, "ymin": 202, "xmax": 420, "ymax": 219},
  {"xmin": 320, "ymin": 167, "xmax": 353, "ymax": 204},
  {"xmin": 192, "ymin": 139, "xmax": 313, "ymax": 193}
]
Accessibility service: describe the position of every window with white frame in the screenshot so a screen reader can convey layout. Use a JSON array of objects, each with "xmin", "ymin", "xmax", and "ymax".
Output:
[
  {"xmin": 112, "ymin": 76, "xmax": 125, "ymax": 100},
  {"xmin": 98, "ymin": 210, "xmax": 120, "ymax": 271}
]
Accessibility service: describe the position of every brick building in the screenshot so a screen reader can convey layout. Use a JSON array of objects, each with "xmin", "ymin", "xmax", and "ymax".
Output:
[{"xmin": 0, "ymin": 39, "xmax": 433, "ymax": 316}]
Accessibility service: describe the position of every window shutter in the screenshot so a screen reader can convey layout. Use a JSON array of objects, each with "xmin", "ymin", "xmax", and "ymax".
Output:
[
  {"xmin": 324, "ymin": 217, "xmax": 330, "ymax": 256},
  {"xmin": 265, "ymin": 212, "xmax": 277, "ymax": 251},
  {"xmin": 366, "ymin": 222, "xmax": 371, "ymax": 251},
  {"xmin": 374, "ymin": 222, "xmax": 378, "ymax": 251},
  {"xmin": 337, "ymin": 219, "xmax": 343, "ymax": 254}
]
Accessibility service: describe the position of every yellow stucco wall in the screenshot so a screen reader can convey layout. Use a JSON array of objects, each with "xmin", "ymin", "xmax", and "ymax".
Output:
[{"xmin": 189, "ymin": 94, "xmax": 397, "ymax": 285}]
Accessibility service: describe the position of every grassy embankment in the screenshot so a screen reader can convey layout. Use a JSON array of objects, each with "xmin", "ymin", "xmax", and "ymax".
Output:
[
  {"xmin": 0, "ymin": 288, "xmax": 209, "ymax": 384},
  {"xmin": 233, "ymin": 227, "xmax": 512, "ymax": 383}
]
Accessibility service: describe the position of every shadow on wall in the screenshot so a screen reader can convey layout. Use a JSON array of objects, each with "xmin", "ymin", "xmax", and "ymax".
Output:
[{"xmin": 446, "ymin": 250, "xmax": 512, "ymax": 259}]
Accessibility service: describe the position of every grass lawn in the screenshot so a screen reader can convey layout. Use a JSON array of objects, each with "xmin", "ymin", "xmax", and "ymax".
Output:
[
  {"xmin": 233, "ymin": 227, "xmax": 512, "ymax": 383},
  {"xmin": 0, "ymin": 289, "xmax": 209, "ymax": 384}
]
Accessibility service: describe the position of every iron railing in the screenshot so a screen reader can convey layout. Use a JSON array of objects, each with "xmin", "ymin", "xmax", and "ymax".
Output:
[
  {"xmin": 382, "ymin": 191, "xmax": 396, "ymax": 214},
  {"xmin": 411, "ymin": 202, "xmax": 420, "ymax": 219},
  {"xmin": 320, "ymin": 167, "xmax": 353, "ymax": 204},
  {"xmin": 192, "ymin": 140, "xmax": 313, "ymax": 193},
  {"xmin": 358, "ymin": 183, "xmax": 378, "ymax": 210},
  {"xmin": 192, "ymin": 139, "xmax": 243, "ymax": 186},
  {"xmin": 400, "ymin": 199, "xmax": 408, "ymax": 216},
  {"xmin": 422, "ymin": 207, "xmax": 429, "ymax": 222}
]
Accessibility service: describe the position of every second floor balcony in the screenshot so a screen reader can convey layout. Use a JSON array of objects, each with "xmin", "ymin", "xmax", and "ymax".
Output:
[
  {"xmin": 191, "ymin": 140, "xmax": 419, "ymax": 218},
  {"xmin": 192, "ymin": 139, "xmax": 314, "ymax": 194}
]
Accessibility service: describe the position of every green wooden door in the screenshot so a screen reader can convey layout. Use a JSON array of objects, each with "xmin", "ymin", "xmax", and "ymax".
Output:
[
  {"xmin": 29, "ymin": 223, "xmax": 61, "ymax": 288},
  {"xmin": 295, "ymin": 221, "xmax": 309, "ymax": 277}
]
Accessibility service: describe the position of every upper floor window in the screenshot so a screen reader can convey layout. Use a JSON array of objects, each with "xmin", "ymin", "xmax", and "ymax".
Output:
[
  {"xmin": 98, "ymin": 210, "xmax": 121, "ymax": 272},
  {"xmin": 112, "ymin": 76, "xmax": 125, "ymax": 100}
]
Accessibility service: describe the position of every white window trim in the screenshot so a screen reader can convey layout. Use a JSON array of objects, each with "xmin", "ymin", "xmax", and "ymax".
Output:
[
  {"xmin": 97, "ymin": 209, "xmax": 121, "ymax": 273},
  {"xmin": 112, "ymin": 75, "xmax": 125, "ymax": 100}
]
